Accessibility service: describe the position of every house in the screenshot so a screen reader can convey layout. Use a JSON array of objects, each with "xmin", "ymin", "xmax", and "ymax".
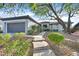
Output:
[
  {"xmin": 0, "ymin": 15, "xmax": 40, "ymax": 34},
  {"xmin": 0, "ymin": 15, "xmax": 73, "ymax": 34},
  {"xmin": 40, "ymin": 20, "xmax": 71, "ymax": 32}
]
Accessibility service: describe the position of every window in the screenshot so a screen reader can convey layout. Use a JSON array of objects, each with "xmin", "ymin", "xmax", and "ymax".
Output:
[{"xmin": 43, "ymin": 24, "xmax": 47, "ymax": 28}]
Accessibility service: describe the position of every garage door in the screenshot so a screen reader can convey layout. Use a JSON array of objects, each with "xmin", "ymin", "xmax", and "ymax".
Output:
[{"xmin": 7, "ymin": 22, "xmax": 25, "ymax": 33}]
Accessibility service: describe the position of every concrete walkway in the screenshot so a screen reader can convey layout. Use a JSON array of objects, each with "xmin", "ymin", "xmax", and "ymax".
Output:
[{"xmin": 32, "ymin": 32, "xmax": 56, "ymax": 56}]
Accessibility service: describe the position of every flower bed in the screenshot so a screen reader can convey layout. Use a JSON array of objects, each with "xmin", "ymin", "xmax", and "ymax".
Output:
[{"xmin": 0, "ymin": 33, "xmax": 33, "ymax": 56}]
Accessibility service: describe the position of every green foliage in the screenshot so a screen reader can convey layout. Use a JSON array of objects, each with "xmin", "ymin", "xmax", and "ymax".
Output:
[
  {"xmin": 27, "ymin": 25, "xmax": 37, "ymax": 35},
  {"xmin": 0, "ymin": 33, "xmax": 31, "ymax": 55},
  {"xmin": 0, "ymin": 4, "xmax": 4, "ymax": 8},
  {"xmin": 64, "ymin": 3, "xmax": 73, "ymax": 13},
  {"xmin": 13, "ymin": 32, "xmax": 25, "ymax": 36},
  {"xmin": 4, "ymin": 39, "xmax": 30, "ymax": 56},
  {"xmin": 29, "ymin": 3, "xmax": 49, "ymax": 16},
  {"xmin": 27, "ymin": 30, "xmax": 33, "ymax": 35},
  {"xmin": 13, "ymin": 32, "xmax": 25, "ymax": 40},
  {"xmin": 64, "ymin": 3, "xmax": 79, "ymax": 13},
  {"xmin": 27, "ymin": 25, "xmax": 41, "ymax": 35},
  {"xmin": 0, "ymin": 34, "xmax": 4, "ymax": 45},
  {"xmin": 4, "ymin": 33, "xmax": 31, "ymax": 56},
  {"xmin": 0, "ymin": 34, "xmax": 11, "ymax": 45},
  {"xmin": 4, "ymin": 33, "xmax": 11, "ymax": 42},
  {"xmin": 48, "ymin": 32, "xmax": 64, "ymax": 44},
  {"xmin": 0, "ymin": 34, "xmax": 4, "ymax": 40}
]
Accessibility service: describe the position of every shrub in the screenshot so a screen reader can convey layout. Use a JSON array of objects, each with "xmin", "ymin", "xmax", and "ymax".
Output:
[
  {"xmin": 27, "ymin": 25, "xmax": 41, "ymax": 35},
  {"xmin": 27, "ymin": 30, "xmax": 33, "ymax": 35},
  {"xmin": 4, "ymin": 33, "xmax": 11, "ymax": 42},
  {"xmin": 4, "ymin": 35, "xmax": 31, "ymax": 56},
  {"xmin": 19, "ymin": 32, "xmax": 25, "ymax": 35},
  {"xmin": 13, "ymin": 32, "xmax": 25, "ymax": 40},
  {"xmin": 0, "ymin": 34, "xmax": 4, "ymax": 40},
  {"xmin": 13, "ymin": 32, "xmax": 25, "ymax": 36},
  {"xmin": 0, "ymin": 34, "xmax": 5, "ymax": 45},
  {"xmin": 48, "ymin": 32, "xmax": 64, "ymax": 44}
]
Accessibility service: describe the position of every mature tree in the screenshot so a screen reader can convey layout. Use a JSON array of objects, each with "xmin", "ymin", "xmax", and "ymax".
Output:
[
  {"xmin": 28, "ymin": 3, "xmax": 79, "ymax": 33},
  {"xmin": 63, "ymin": 3, "xmax": 79, "ymax": 34},
  {"xmin": 28, "ymin": 3, "xmax": 67, "ymax": 32}
]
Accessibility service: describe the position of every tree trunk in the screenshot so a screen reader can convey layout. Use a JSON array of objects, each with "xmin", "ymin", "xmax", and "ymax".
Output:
[
  {"xmin": 67, "ymin": 12, "xmax": 71, "ymax": 34},
  {"xmin": 55, "ymin": 18, "xmax": 67, "ymax": 32},
  {"xmin": 48, "ymin": 3, "xmax": 67, "ymax": 32}
]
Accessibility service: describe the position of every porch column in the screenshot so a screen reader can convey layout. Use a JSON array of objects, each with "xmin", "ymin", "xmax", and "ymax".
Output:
[{"xmin": 3, "ymin": 22, "xmax": 7, "ymax": 34}]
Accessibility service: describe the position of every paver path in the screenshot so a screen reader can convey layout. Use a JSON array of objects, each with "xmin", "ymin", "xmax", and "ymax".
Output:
[{"xmin": 32, "ymin": 32, "xmax": 56, "ymax": 56}]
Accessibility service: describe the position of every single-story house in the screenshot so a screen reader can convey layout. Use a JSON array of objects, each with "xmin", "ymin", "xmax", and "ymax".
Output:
[
  {"xmin": 0, "ymin": 15, "xmax": 74, "ymax": 34},
  {"xmin": 40, "ymin": 20, "xmax": 73, "ymax": 32},
  {"xmin": 0, "ymin": 15, "xmax": 40, "ymax": 34}
]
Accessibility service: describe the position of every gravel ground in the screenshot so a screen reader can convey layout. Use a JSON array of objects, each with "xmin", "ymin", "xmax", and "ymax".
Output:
[{"xmin": 60, "ymin": 32, "xmax": 79, "ymax": 41}]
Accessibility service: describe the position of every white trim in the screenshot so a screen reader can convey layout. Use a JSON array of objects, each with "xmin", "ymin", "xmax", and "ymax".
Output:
[
  {"xmin": 6, "ymin": 22, "xmax": 7, "ymax": 33},
  {"xmin": 25, "ymin": 20, "xmax": 28, "ymax": 34},
  {"xmin": 4, "ymin": 19, "xmax": 26, "ymax": 23}
]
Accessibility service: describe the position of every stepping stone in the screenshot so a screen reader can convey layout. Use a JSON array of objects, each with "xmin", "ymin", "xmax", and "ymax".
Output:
[
  {"xmin": 33, "ymin": 49, "xmax": 56, "ymax": 56},
  {"xmin": 32, "ymin": 32, "xmax": 56, "ymax": 56},
  {"xmin": 33, "ymin": 41, "xmax": 48, "ymax": 48},
  {"xmin": 33, "ymin": 41, "xmax": 56, "ymax": 56},
  {"xmin": 33, "ymin": 37, "xmax": 45, "ymax": 41}
]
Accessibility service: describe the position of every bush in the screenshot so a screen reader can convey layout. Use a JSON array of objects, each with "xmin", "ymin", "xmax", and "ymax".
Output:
[
  {"xmin": 27, "ymin": 30, "xmax": 33, "ymax": 35},
  {"xmin": 0, "ymin": 34, "xmax": 5, "ymax": 45},
  {"xmin": 13, "ymin": 32, "xmax": 25, "ymax": 40},
  {"xmin": 13, "ymin": 32, "xmax": 25, "ymax": 35},
  {"xmin": 4, "ymin": 33, "xmax": 11, "ymax": 42},
  {"xmin": 4, "ymin": 34, "xmax": 31, "ymax": 56},
  {"xmin": 0, "ymin": 34, "xmax": 4, "ymax": 40},
  {"xmin": 0, "ymin": 33, "xmax": 32, "ymax": 56},
  {"xmin": 48, "ymin": 32, "xmax": 64, "ymax": 44},
  {"xmin": 27, "ymin": 25, "xmax": 41, "ymax": 35}
]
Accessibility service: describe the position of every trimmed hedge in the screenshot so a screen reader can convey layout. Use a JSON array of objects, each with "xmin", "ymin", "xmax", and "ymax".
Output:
[{"xmin": 48, "ymin": 32, "xmax": 64, "ymax": 44}]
